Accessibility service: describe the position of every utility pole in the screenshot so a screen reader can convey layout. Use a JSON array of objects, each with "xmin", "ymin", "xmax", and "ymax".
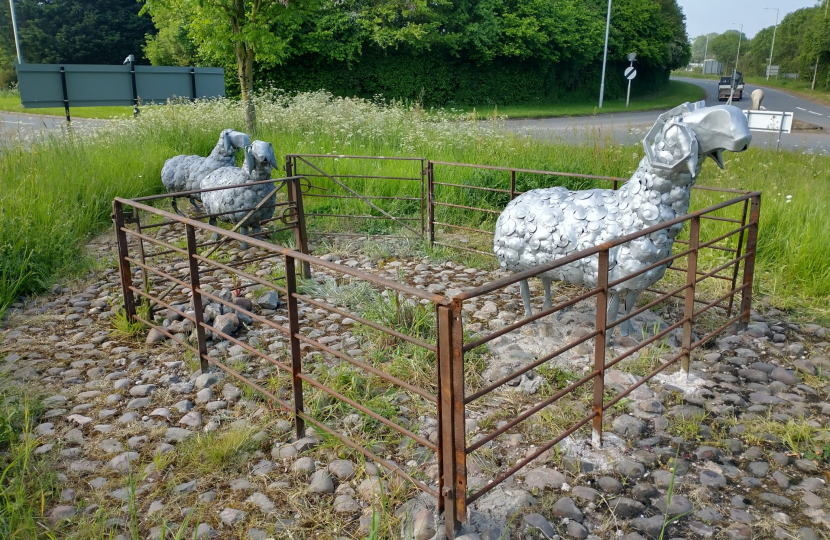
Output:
[
  {"xmin": 598, "ymin": 0, "xmax": 612, "ymax": 108},
  {"xmin": 765, "ymin": 8, "xmax": 779, "ymax": 80},
  {"xmin": 812, "ymin": 0, "xmax": 828, "ymax": 90},
  {"xmin": 727, "ymin": 23, "xmax": 743, "ymax": 106},
  {"xmin": 703, "ymin": 34, "xmax": 709, "ymax": 63},
  {"xmin": 8, "ymin": 0, "xmax": 24, "ymax": 64}
]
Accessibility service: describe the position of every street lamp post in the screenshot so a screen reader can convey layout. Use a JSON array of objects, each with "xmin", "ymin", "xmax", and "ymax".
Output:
[
  {"xmin": 727, "ymin": 23, "xmax": 743, "ymax": 106},
  {"xmin": 598, "ymin": 0, "xmax": 612, "ymax": 108},
  {"xmin": 8, "ymin": 0, "xmax": 24, "ymax": 64},
  {"xmin": 765, "ymin": 8, "xmax": 779, "ymax": 80}
]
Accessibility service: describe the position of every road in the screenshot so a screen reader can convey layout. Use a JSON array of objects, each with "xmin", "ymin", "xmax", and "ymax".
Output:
[
  {"xmin": 0, "ymin": 111, "xmax": 102, "ymax": 145},
  {"xmin": 507, "ymin": 77, "xmax": 830, "ymax": 154}
]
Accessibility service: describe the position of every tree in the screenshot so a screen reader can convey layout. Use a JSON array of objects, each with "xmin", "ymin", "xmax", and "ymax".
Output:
[
  {"xmin": 142, "ymin": 0, "xmax": 312, "ymax": 133},
  {"xmin": 710, "ymin": 29, "xmax": 750, "ymax": 72},
  {"xmin": 0, "ymin": 0, "xmax": 155, "ymax": 65},
  {"xmin": 690, "ymin": 33, "xmax": 719, "ymax": 63}
]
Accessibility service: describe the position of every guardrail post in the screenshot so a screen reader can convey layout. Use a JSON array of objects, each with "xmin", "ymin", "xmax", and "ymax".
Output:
[
  {"xmin": 427, "ymin": 162, "xmax": 435, "ymax": 246},
  {"xmin": 285, "ymin": 254, "xmax": 305, "ymax": 438},
  {"xmin": 438, "ymin": 304, "xmax": 464, "ymax": 537},
  {"xmin": 113, "ymin": 200, "xmax": 136, "ymax": 321},
  {"xmin": 681, "ymin": 217, "xmax": 700, "ymax": 372},
  {"xmin": 738, "ymin": 195, "xmax": 761, "ymax": 331},
  {"xmin": 592, "ymin": 249, "xmax": 609, "ymax": 448},
  {"xmin": 185, "ymin": 224, "xmax": 210, "ymax": 373}
]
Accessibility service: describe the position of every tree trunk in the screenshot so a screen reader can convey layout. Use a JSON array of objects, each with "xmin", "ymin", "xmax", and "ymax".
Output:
[{"xmin": 236, "ymin": 45, "xmax": 256, "ymax": 135}]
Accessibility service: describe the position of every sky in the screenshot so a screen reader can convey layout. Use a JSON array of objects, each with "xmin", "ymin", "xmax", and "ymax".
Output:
[{"xmin": 678, "ymin": 0, "xmax": 822, "ymax": 38}]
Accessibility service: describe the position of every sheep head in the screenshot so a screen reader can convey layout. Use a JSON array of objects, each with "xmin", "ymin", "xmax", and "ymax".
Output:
[
  {"xmin": 221, "ymin": 129, "xmax": 251, "ymax": 154},
  {"xmin": 245, "ymin": 140, "xmax": 278, "ymax": 173},
  {"xmin": 643, "ymin": 103, "xmax": 751, "ymax": 176}
]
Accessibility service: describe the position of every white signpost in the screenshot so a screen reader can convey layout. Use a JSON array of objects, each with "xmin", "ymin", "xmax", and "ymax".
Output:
[
  {"xmin": 743, "ymin": 109, "xmax": 793, "ymax": 150},
  {"xmin": 625, "ymin": 53, "xmax": 637, "ymax": 108}
]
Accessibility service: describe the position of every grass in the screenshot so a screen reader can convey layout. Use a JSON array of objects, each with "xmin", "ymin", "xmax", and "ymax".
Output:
[
  {"xmin": 462, "ymin": 80, "xmax": 705, "ymax": 119},
  {"xmin": 672, "ymin": 70, "xmax": 830, "ymax": 107},
  {"xmin": 0, "ymin": 89, "xmax": 134, "ymax": 119},
  {"xmin": 1, "ymin": 89, "xmax": 829, "ymax": 323}
]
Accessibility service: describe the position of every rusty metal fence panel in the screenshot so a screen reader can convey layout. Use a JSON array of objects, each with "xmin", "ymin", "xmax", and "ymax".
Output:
[{"xmin": 113, "ymin": 156, "xmax": 760, "ymax": 540}]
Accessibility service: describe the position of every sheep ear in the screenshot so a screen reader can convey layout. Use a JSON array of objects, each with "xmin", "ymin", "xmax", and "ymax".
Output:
[{"xmin": 223, "ymin": 131, "xmax": 233, "ymax": 154}]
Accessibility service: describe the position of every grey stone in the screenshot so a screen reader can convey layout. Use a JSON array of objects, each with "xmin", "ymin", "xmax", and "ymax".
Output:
[
  {"xmin": 523, "ymin": 513, "xmax": 556, "ymax": 539},
  {"xmin": 653, "ymin": 494, "xmax": 692, "ymax": 516},
  {"xmin": 524, "ymin": 467, "xmax": 567, "ymax": 490},
  {"xmin": 195, "ymin": 388, "xmax": 213, "ymax": 403},
  {"xmin": 612, "ymin": 414, "xmax": 646, "ymax": 438},
  {"xmin": 770, "ymin": 367, "xmax": 798, "ymax": 385},
  {"xmin": 723, "ymin": 523, "xmax": 752, "ymax": 540},
  {"xmin": 333, "ymin": 494, "xmax": 360, "ymax": 513},
  {"xmin": 164, "ymin": 427, "xmax": 193, "ymax": 442},
  {"xmin": 129, "ymin": 384, "xmax": 156, "ymax": 397},
  {"xmin": 552, "ymin": 497, "xmax": 583, "ymax": 522},
  {"xmin": 309, "ymin": 470, "xmax": 335, "ymax": 494},
  {"xmin": 219, "ymin": 507, "xmax": 247, "ymax": 526},
  {"xmin": 610, "ymin": 497, "xmax": 646, "ymax": 519},
  {"xmin": 195, "ymin": 523, "xmax": 217, "ymax": 539},
  {"xmin": 108, "ymin": 452, "xmax": 140, "ymax": 472},
  {"xmin": 597, "ymin": 476, "xmax": 623, "ymax": 494},
  {"xmin": 47, "ymin": 505, "xmax": 76, "ymax": 525},
  {"xmin": 245, "ymin": 492, "xmax": 276, "ymax": 514},
  {"xmin": 631, "ymin": 515, "xmax": 664, "ymax": 538},
  {"xmin": 688, "ymin": 521, "xmax": 715, "ymax": 538},
  {"xmin": 699, "ymin": 469, "xmax": 726, "ymax": 487},
  {"xmin": 328, "ymin": 460, "xmax": 355, "ymax": 481},
  {"xmin": 759, "ymin": 493, "xmax": 793, "ymax": 508},
  {"xmin": 566, "ymin": 521, "xmax": 588, "ymax": 539},
  {"xmin": 292, "ymin": 457, "xmax": 315, "ymax": 474},
  {"xmin": 616, "ymin": 458, "xmax": 645, "ymax": 480},
  {"xmin": 173, "ymin": 480, "xmax": 198, "ymax": 494},
  {"xmin": 126, "ymin": 397, "xmax": 152, "ymax": 410}
]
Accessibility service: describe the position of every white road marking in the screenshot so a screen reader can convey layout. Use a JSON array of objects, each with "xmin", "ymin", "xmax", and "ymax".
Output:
[
  {"xmin": 808, "ymin": 111, "xmax": 823, "ymax": 116},
  {"xmin": 797, "ymin": 107, "xmax": 806, "ymax": 111}
]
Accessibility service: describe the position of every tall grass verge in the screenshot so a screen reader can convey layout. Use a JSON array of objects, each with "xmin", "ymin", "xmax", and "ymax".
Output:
[{"xmin": 1, "ymin": 90, "xmax": 828, "ymax": 319}]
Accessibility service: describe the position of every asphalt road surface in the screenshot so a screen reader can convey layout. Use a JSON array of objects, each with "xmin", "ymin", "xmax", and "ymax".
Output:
[
  {"xmin": 0, "ymin": 111, "xmax": 103, "ymax": 145},
  {"xmin": 507, "ymin": 76, "xmax": 830, "ymax": 154}
]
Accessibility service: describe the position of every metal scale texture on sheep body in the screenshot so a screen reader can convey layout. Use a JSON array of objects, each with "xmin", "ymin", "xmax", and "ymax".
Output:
[
  {"xmin": 200, "ymin": 140, "xmax": 279, "ymax": 250},
  {"xmin": 494, "ymin": 103, "xmax": 752, "ymax": 336},
  {"xmin": 161, "ymin": 128, "xmax": 250, "ymax": 215}
]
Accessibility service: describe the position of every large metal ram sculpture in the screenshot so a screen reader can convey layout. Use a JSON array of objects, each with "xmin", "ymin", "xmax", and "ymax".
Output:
[{"xmin": 494, "ymin": 103, "xmax": 752, "ymax": 336}]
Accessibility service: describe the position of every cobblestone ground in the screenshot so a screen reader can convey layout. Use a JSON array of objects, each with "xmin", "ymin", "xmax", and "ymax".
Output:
[{"xmin": 1, "ymin": 231, "xmax": 828, "ymax": 540}]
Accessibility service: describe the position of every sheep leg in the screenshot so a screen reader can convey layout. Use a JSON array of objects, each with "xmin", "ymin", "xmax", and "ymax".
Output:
[
  {"xmin": 189, "ymin": 197, "xmax": 204, "ymax": 214},
  {"xmin": 607, "ymin": 291, "xmax": 621, "ymax": 335},
  {"xmin": 620, "ymin": 291, "xmax": 640, "ymax": 337},
  {"xmin": 542, "ymin": 277, "xmax": 552, "ymax": 312},
  {"xmin": 171, "ymin": 198, "xmax": 186, "ymax": 217},
  {"xmin": 239, "ymin": 226, "xmax": 249, "ymax": 250},
  {"xmin": 252, "ymin": 225, "xmax": 261, "ymax": 237},
  {"xmin": 209, "ymin": 218, "xmax": 219, "ymax": 242},
  {"xmin": 520, "ymin": 279, "xmax": 532, "ymax": 318}
]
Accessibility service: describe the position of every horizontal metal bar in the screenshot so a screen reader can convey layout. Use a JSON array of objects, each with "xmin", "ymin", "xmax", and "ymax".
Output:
[
  {"xmin": 604, "ymin": 317, "xmax": 689, "ymax": 370},
  {"xmin": 293, "ymin": 293, "xmax": 436, "ymax": 352},
  {"xmin": 608, "ymin": 283, "xmax": 691, "ymax": 329},
  {"xmin": 453, "ymin": 191, "xmax": 760, "ymax": 300},
  {"xmin": 466, "ymin": 369, "xmax": 599, "ymax": 453},
  {"xmin": 667, "ymin": 266, "xmax": 733, "ymax": 282},
  {"xmin": 698, "ymin": 223, "xmax": 752, "ymax": 250},
  {"xmin": 139, "ymin": 218, "xmax": 182, "ymax": 231},
  {"xmin": 305, "ymin": 193, "xmax": 421, "ymax": 201},
  {"xmin": 701, "ymin": 215, "xmax": 742, "ymax": 224},
  {"xmin": 429, "ymin": 161, "xmax": 626, "ymax": 183},
  {"xmin": 299, "ymin": 173, "xmax": 422, "ymax": 182},
  {"xmin": 691, "ymin": 313, "xmax": 745, "ymax": 349},
  {"xmin": 690, "ymin": 184, "xmax": 752, "ymax": 194},
  {"xmin": 306, "ymin": 213, "xmax": 420, "ymax": 222},
  {"xmin": 693, "ymin": 283, "xmax": 748, "ymax": 318},
  {"xmin": 200, "ymin": 321, "xmax": 291, "ymax": 373},
  {"xmin": 603, "ymin": 350, "xmax": 683, "ymax": 410},
  {"xmin": 433, "ymin": 201, "xmax": 501, "ymax": 215},
  {"xmin": 297, "ymin": 372, "xmax": 437, "ymax": 450},
  {"xmin": 307, "ymin": 232, "xmax": 410, "ymax": 240},
  {"xmin": 295, "ymin": 412, "xmax": 438, "ymax": 498},
  {"xmin": 465, "ymin": 412, "xmax": 597, "ymax": 505},
  {"xmin": 674, "ymin": 239, "xmax": 737, "ymax": 253},
  {"xmin": 465, "ymin": 329, "xmax": 600, "ymax": 404},
  {"xmin": 294, "ymin": 333, "xmax": 438, "ymax": 403},
  {"xmin": 607, "ymin": 248, "xmax": 694, "ymax": 288},
  {"xmin": 644, "ymin": 288, "xmax": 728, "ymax": 309},
  {"xmin": 433, "ymin": 221, "xmax": 492, "ymax": 237},
  {"xmin": 193, "ymin": 254, "xmax": 288, "ymax": 296},
  {"xmin": 695, "ymin": 252, "xmax": 751, "ymax": 284},
  {"xmin": 128, "ymin": 177, "xmax": 291, "ymax": 202},
  {"xmin": 122, "ymin": 227, "xmax": 188, "ymax": 257},
  {"xmin": 287, "ymin": 153, "xmax": 426, "ymax": 162},
  {"xmin": 432, "ymin": 181, "xmax": 512, "ymax": 195},
  {"xmin": 464, "ymin": 287, "xmax": 601, "ymax": 351},
  {"xmin": 129, "ymin": 286, "xmax": 195, "ymax": 324},
  {"xmin": 432, "ymin": 242, "xmax": 495, "ymax": 258}
]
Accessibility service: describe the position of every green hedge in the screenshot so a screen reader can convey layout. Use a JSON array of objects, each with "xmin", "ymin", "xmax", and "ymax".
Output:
[{"xmin": 258, "ymin": 50, "xmax": 670, "ymax": 106}]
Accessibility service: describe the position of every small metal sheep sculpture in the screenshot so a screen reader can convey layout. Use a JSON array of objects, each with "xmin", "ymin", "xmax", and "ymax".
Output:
[
  {"xmin": 494, "ymin": 103, "xmax": 752, "ymax": 336},
  {"xmin": 200, "ymin": 140, "xmax": 279, "ymax": 250},
  {"xmin": 161, "ymin": 128, "xmax": 250, "ymax": 216}
]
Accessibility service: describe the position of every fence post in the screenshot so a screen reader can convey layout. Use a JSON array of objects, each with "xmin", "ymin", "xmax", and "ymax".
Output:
[
  {"xmin": 427, "ymin": 161, "xmax": 435, "ymax": 246},
  {"xmin": 510, "ymin": 170, "xmax": 516, "ymax": 200},
  {"xmin": 185, "ymin": 224, "xmax": 210, "ymax": 374},
  {"xmin": 727, "ymin": 198, "xmax": 750, "ymax": 317},
  {"xmin": 113, "ymin": 200, "xmax": 136, "ymax": 321},
  {"xmin": 285, "ymin": 165, "xmax": 311, "ymax": 278},
  {"xmin": 438, "ymin": 304, "xmax": 462, "ymax": 537},
  {"xmin": 420, "ymin": 159, "xmax": 426, "ymax": 239},
  {"xmin": 592, "ymin": 249, "xmax": 609, "ymax": 448},
  {"xmin": 681, "ymin": 217, "xmax": 700, "ymax": 372},
  {"xmin": 284, "ymin": 254, "xmax": 305, "ymax": 438},
  {"xmin": 738, "ymin": 195, "xmax": 761, "ymax": 331}
]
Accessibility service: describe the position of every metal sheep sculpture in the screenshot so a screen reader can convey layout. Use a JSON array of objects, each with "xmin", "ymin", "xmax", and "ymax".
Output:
[
  {"xmin": 200, "ymin": 140, "xmax": 279, "ymax": 250},
  {"xmin": 161, "ymin": 128, "xmax": 251, "ymax": 216},
  {"xmin": 493, "ymin": 103, "xmax": 752, "ymax": 336}
]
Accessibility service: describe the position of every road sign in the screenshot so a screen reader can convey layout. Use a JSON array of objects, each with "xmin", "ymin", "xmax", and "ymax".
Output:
[
  {"xmin": 766, "ymin": 65, "xmax": 780, "ymax": 77},
  {"xmin": 625, "ymin": 67, "xmax": 637, "ymax": 80},
  {"xmin": 743, "ymin": 109, "xmax": 793, "ymax": 150},
  {"xmin": 627, "ymin": 52, "xmax": 637, "ymax": 62}
]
